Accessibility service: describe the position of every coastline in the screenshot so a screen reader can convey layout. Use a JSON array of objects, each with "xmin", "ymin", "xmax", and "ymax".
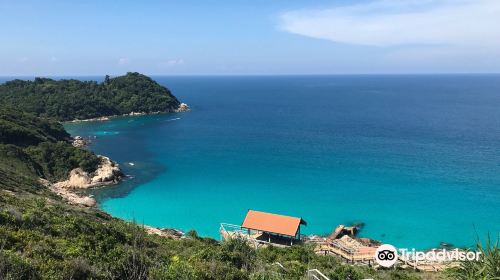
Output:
[
  {"xmin": 44, "ymin": 155, "xmax": 123, "ymax": 207},
  {"xmin": 51, "ymin": 103, "xmax": 190, "ymax": 205},
  {"xmin": 46, "ymin": 106, "xmax": 191, "ymax": 238},
  {"xmin": 56, "ymin": 103, "xmax": 190, "ymax": 205},
  {"xmin": 65, "ymin": 106, "xmax": 465, "ymax": 251},
  {"xmin": 67, "ymin": 102, "xmax": 190, "ymax": 123},
  {"xmin": 51, "ymin": 75, "xmax": 500, "ymax": 253},
  {"xmin": 50, "ymin": 105, "xmax": 464, "ymax": 271},
  {"xmin": 44, "ymin": 155, "xmax": 186, "ymax": 240}
]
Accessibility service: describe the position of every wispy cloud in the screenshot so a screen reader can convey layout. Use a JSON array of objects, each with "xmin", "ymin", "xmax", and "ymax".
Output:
[
  {"xmin": 118, "ymin": 57, "xmax": 130, "ymax": 65},
  {"xmin": 279, "ymin": 0, "xmax": 500, "ymax": 49},
  {"xmin": 165, "ymin": 58, "xmax": 184, "ymax": 66}
]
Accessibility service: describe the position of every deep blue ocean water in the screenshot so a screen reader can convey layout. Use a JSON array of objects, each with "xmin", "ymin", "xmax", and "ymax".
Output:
[{"xmin": 59, "ymin": 75, "xmax": 500, "ymax": 249}]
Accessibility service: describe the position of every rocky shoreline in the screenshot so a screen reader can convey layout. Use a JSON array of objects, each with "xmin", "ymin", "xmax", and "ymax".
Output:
[
  {"xmin": 44, "ymin": 156, "xmax": 185, "ymax": 239},
  {"xmin": 68, "ymin": 103, "xmax": 190, "ymax": 123},
  {"xmin": 46, "ymin": 156, "xmax": 123, "ymax": 207},
  {"xmin": 71, "ymin": 135, "xmax": 89, "ymax": 147},
  {"xmin": 48, "ymin": 105, "xmax": 191, "ymax": 237}
]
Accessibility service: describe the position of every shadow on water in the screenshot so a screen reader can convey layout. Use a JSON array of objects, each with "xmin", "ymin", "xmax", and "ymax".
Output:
[
  {"xmin": 65, "ymin": 114, "xmax": 175, "ymax": 203},
  {"xmin": 87, "ymin": 161, "xmax": 166, "ymax": 202}
]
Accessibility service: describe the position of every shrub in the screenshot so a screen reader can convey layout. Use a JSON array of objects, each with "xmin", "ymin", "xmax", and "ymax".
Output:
[
  {"xmin": 0, "ymin": 251, "xmax": 39, "ymax": 280},
  {"xmin": 447, "ymin": 235, "xmax": 500, "ymax": 279}
]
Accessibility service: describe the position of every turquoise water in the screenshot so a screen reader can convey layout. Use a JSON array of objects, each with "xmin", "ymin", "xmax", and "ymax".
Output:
[{"xmin": 64, "ymin": 75, "xmax": 500, "ymax": 250}]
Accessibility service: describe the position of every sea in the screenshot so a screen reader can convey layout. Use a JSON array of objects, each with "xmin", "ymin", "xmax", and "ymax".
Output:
[{"xmin": 18, "ymin": 74, "xmax": 500, "ymax": 250}]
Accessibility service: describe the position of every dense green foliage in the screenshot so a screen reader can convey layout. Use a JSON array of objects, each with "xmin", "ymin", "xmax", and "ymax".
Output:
[
  {"xmin": 0, "ymin": 109, "xmax": 69, "ymax": 147},
  {"xmin": 0, "ymin": 109, "xmax": 99, "ymax": 182},
  {"xmin": 0, "ymin": 192, "xmax": 440, "ymax": 280},
  {"xmin": 0, "ymin": 73, "xmax": 180, "ymax": 121},
  {"xmin": 446, "ymin": 237, "xmax": 500, "ymax": 279}
]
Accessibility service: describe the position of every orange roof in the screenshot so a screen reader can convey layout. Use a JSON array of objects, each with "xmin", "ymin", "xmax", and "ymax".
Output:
[{"xmin": 241, "ymin": 210, "xmax": 306, "ymax": 237}]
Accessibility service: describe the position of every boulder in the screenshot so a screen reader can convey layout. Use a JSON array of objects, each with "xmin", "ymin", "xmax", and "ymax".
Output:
[{"xmin": 175, "ymin": 103, "xmax": 190, "ymax": 112}]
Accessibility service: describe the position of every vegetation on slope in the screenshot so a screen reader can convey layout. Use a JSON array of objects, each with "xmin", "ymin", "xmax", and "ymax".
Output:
[
  {"xmin": 0, "ymin": 109, "xmax": 99, "ymax": 182},
  {"xmin": 0, "ymin": 72, "xmax": 180, "ymax": 121},
  {"xmin": 1, "ymin": 191, "xmax": 441, "ymax": 280},
  {"xmin": 446, "ymin": 237, "xmax": 500, "ymax": 279}
]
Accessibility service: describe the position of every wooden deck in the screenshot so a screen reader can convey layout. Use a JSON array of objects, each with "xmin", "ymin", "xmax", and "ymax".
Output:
[
  {"xmin": 221, "ymin": 223, "xmax": 458, "ymax": 272},
  {"xmin": 313, "ymin": 236, "xmax": 458, "ymax": 271},
  {"xmin": 314, "ymin": 238, "xmax": 376, "ymax": 264}
]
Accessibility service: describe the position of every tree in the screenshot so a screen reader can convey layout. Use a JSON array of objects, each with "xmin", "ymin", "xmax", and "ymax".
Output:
[{"xmin": 0, "ymin": 72, "xmax": 181, "ymax": 121}]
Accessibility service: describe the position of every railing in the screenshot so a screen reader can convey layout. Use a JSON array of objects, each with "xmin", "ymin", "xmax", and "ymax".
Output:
[
  {"xmin": 219, "ymin": 223, "xmax": 291, "ymax": 248},
  {"xmin": 307, "ymin": 269, "xmax": 330, "ymax": 280},
  {"xmin": 314, "ymin": 238, "xmax": 376, "ymax": 263},
  {"xmin": 220, "ymin": 223, "xmax": 247, "ymax": 235}
]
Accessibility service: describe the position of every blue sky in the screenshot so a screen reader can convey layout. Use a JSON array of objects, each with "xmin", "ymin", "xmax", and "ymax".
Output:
[{"xmin": 1, "ymin": 0, "xmax": 499, "ymax": 75}]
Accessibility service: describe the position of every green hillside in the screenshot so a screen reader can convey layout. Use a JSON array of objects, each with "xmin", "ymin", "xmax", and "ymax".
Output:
[
  {"xmin": 0, "ymin": 109, "xmax": 99, "ymax": 183},
  {"xmin": 0, "ymin": 73, "xmax": 180, "ymax": 121}
]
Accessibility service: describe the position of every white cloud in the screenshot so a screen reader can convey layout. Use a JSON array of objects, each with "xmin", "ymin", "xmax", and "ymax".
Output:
[
  {"xmin": 279, "ymin": 0, "xmax": 500, "ymax": 49},
  {"xmin": 118, "ymin": 57, "xmax": 130, "ymax": 65},
  {"xmin": 18, "ymin": 57, "xmax": 29, "ymax": 63},
  {"xmin": 165, "ymin": 58, "xmax": 184, "ymax": 66},
  {"xmin": 50, "ymin": 56, "xmax": 58, "ymax": 62}
]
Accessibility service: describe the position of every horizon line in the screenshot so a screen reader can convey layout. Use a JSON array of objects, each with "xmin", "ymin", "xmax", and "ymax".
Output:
[{"xmin": 1, "ymin": 72, "xmax": 500, "ymax": 78}]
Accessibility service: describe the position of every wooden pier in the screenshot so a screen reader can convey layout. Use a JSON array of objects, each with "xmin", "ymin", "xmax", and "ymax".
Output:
[{"xmin": 314, "ymin": 235, "xmax": 377, "ymax": 264}]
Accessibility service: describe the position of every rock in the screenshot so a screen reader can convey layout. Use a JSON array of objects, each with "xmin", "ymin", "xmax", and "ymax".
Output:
[
  {"xmin": 74, "ymin": 195, "xmax": 96, "ymax": 207},
  {"xmin": 351, "ymin": 222, "xmax": 365, "ymax": 230},
  {"xmin": 90, "ymin": 156, "xmax": 122, "ymax": 185},
  {"xmin": 66, "ymin": 168, "xmax": 92, "ymax": 188},
  {"xmin": 162, "ymin": 228, "xmax": 185, "ymax": 238},
  {"xmin": 53, "ymin": 156, "xmax": 122, "ymax": 189},
  {"xmin": 358, "ymin": 237, "xmax": 381, "ymax": 247},
  {"xmin": 72, "ymin": 136, "xmax": 89, "ymax": 147},
  {"xmin": 440, "ymin": 242, "xmax": 454, "ymax": 248},
  {"xmin": 46, "ymin": 179, "xmax": 97, "ymax": 207},
  {"xmin": 128, "ymin": 112, "xmax": 145, "ymax": 116},
  {"xmin": 48, "ymin": 155, "xmax": 123, "ymax": 207},
  {"xmin": 70, "ymin": 116, "xmax": 110, "ymax": 123},
  {"xmin": 143, "ymin": 225, "xmax": 184, "ymax": 239},
  {"xmin": 175, "ymin": 103, "xmax": 190, "ymax": 112}
]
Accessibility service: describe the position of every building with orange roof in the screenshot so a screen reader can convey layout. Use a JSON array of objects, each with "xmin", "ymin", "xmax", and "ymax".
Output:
[{"xmin": 220, "ymin": 209, "xmax": 307, "ymax": 247}]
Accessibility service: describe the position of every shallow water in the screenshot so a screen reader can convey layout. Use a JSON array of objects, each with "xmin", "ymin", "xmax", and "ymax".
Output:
[{"xmin": 64, "ymin": 75, "xmax": 500, "ymax": 249}]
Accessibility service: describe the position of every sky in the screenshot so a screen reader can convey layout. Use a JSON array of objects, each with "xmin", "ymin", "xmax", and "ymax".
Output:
[{"xmin": 1, "ymin": 0, "xmax": 499, "ymax": 75}]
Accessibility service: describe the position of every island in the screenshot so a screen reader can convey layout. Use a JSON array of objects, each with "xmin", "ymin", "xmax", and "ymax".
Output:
[{"xmin": 0, "ymin": 72, "xmax": 188, "ymax": 122}]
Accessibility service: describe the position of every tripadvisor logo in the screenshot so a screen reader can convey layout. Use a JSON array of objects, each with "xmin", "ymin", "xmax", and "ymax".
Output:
[
  {"xmin": 374, "ymin": 243, "xmax": 482, "ymax": 267},
  {"xmin": 375, "ymin": 244, "xmax": 398, "ymax": 267}
]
